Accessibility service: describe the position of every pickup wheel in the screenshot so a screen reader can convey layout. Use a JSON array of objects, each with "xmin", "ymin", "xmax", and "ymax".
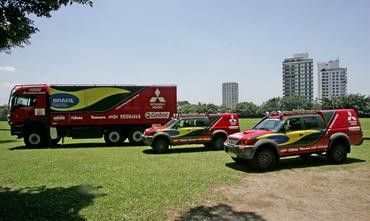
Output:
[
  {"xmin": 210, "ymin": 135, "xmax": 226, "ymax": 150},
  {"xmin": 327, "ymin": 142, "xmax": 348, "ymax": 164},
  {"xmin": 128, "ymin": 128, "xmax": 144, "ymax": 145},
  {"xmin": 152, "ymin": 138, "xmax": 169, "ymax": 154},
  {"xmin": 104, "ymin": 130, "xmax": 125, "ymax": 146},
  {"xmin": 24, "ymin": 128, "xmax": 48, "ymax": 148},
  {"xmin": 252, "ymin": 148, "xmax": 278, "ymax": 172}
]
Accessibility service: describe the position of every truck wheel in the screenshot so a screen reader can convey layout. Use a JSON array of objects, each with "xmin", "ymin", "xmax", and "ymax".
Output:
[
  {"xmin": 128, "ymin": 128, "xmax": 144, "ymax": 145},
  {"xmin": 24, "ymin": 129, "xmax": 47, "ymax": 148},
  {"xmin": 252, "ymin": 148, "xmax": 278, "ymax": 172},
  {"xmin": 210, "ymin": 135, "xmax": 226, "ymax": 150},
  {"xmin": 327, "ymin": 142, "xmax": 348, "ymax": 164},
  {"xmin": 104, "ymin": 130, "xmax": 125, "ymax": 146},
  {"xmin": 152, "ymin": 138, "xmax": 169, "ymax": 153}
]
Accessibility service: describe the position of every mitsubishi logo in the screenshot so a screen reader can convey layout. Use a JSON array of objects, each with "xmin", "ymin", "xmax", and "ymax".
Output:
[{"xmin": 150, "ymin": 89, "xmax": 166, "ymax": 103}]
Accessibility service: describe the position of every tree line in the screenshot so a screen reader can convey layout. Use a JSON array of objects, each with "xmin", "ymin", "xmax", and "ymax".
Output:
[{"xmin": 179, "ymin": 94, "xmax": 370, "ymax": 118}]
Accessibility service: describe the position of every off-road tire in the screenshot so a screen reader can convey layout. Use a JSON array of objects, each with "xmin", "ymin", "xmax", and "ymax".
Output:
[
  {"xmin": 152, "ymin": 138, "xmax": 169, "ymax": 154},
  {"xmin": 327, "ymin": 142, "xmax": 348, "ymax": 164},
  {"xmin": 210, "ymin": 135, "xmax": 226, "ymax": 150},
  {"xmin": 252, "ymin": 148, "xmax": 278, "ymax": 172},
  {"xmin": 104, "ymin": 129, "xmax": 125, "ymax": 146}
]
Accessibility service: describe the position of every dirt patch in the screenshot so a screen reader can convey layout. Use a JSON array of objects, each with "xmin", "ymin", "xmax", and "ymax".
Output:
[{"xmin": 173, "ymin": 165, "xmax": 370, "ymax": 221}]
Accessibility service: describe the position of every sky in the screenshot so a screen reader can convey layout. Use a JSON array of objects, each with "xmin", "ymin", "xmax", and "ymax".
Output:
[{"xmin": 1, "ymin": 0, "xmax": 369, "ymax": 105}]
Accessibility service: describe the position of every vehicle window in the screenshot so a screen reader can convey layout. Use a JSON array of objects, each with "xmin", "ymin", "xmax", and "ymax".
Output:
[
  {"xmin": 12, "ymin": 96, "xmax": 35, "ymax": 107},
  {"xmin": 303, "ymin": 116, "xmax": 321, "ymax": 129},
  {"xmin": 285, "ymin": 117, "xmax": 302, "ymax": 132},
  {"xmin": 178, "ymin": 119, "xmax": 196, "ymax": 128},
  {"xmin": 254, "ymin": 119, "xmax": 284, "ymax": 131},
  {"xmin": 195, "ymin": 118, "xmax": 209, "ymax": 127}
]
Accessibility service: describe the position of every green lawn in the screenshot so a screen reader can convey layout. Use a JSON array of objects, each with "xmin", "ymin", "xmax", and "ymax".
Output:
[{"xmin": 0, "ymin": 119, "xmax": 369, "ymax": 220}]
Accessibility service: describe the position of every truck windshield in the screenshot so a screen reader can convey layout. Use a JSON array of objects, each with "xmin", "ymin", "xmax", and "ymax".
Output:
[
  {"xmin": 253, "ymin": 118, "xmax": 284, "ymax": 132},
  {"xmin": 10, "ymin": 95, "xmax": 35, "ymax": 109}
]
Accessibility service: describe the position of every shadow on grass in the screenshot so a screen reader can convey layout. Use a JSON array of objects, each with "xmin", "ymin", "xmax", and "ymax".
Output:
[
  {"xmin": 0, "ymin": 128, "xmax": 10, "ymax": 131},
  {"xmin": 142, "ymin": 146, "xmax": 222, "ymax": 155},
  {"xmin": 9, "ymin": 142, "xmax": 136, "ymax": 151},
  {"xmin": 0, "ymin": 185, "xmax": 105, "ymax": 221},
  {"xmin": 0, "ymin": 139, "xmax": 17, "ymax": 144},
  {"xmin": 176, "ymin": 203, "xmax": 266, "ymax": 221},
  {"xmin": 225, "ymin": 155, "xmax": 366, "ymax": 173}
]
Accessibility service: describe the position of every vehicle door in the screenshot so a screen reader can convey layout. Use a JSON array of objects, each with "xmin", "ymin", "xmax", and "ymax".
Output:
[{"xmin": 174, "ymin": 118, "xmax": 209, "ymax": 143}]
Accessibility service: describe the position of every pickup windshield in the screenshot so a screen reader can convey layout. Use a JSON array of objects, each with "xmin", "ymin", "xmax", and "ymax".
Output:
[{"xmin": 253, "ymin": 118, "xmax": 284, "ymax": 132}]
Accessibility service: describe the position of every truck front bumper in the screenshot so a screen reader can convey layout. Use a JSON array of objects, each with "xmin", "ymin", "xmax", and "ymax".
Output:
[
  {"xmin": 224, "ymin": 143, "xmax": 255, "ymax": 160},
  {"xmin": 10, "ymin": 124, "xmax": 24, "ymax": 137}
]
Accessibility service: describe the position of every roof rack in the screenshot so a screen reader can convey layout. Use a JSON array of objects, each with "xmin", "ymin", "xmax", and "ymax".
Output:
[{"xmin": 267, "ymin": 110, "xmax": 320, "ymax": 117}]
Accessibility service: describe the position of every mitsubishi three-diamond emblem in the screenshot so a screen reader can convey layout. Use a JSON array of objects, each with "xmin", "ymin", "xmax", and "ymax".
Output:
[{"xmin": 150, "ymin": 89, "xmax": 166, "ymax": 103}]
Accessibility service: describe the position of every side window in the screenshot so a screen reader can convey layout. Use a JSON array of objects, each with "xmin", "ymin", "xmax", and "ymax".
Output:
[
  {"xmin": 195, "ymin": 118, "xmax": 209, "ymax": 127},
  {"xmin": 303, "ymin": 116, "xmax": 322, "ymax": 129},
  {"xmin": 285, "ymin": 117, "xmax": 302, "ymax": 132},
  {"xmin": 13, "ymin": 96, "xmax": 35, "ymax": 108}
]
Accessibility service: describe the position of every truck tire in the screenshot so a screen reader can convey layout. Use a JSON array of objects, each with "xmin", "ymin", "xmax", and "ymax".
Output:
[
  {"xmin": 128, "ymin": 128, "xmax": 144, "ymax": 145},
  {"xmin": 210, "ymin": 135, "xmax": 226, "ymax": 150},
  {"xmin": 152, "ymin": 138, "xmax": 169, "ymax": 153},
  {"xmin": 104, "ymin": 130, "xmax": 125, "ymax": 146},
  {"xmin": 24, "ymin": 128, "xmax": 48, "ymax": 148},
  {"xmin": 252, "ymin": 148, "xmax": 278, "ymax": 172},
  {"xmin": 327, "ymin": 142, "xmax": 348, "ymax": 164}
]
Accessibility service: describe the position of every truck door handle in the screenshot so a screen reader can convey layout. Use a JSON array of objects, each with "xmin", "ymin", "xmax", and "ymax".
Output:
[{"xmin": 299, "ymin": 133, "xmax": 304, "ymax": 136}]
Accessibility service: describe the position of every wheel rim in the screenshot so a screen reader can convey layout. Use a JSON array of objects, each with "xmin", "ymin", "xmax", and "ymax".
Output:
[
  {"xmin": 109, "ymin": 132, "xmax": 120, "ymax": 143},
  {"xmin": 132, "ymin": 131, "xmax": 143, "ymax": 142},
  {"xmin": 259, "ymin": 153, "xmax": 272, "ymax": 168},
  {"xmin": 29, "ymin": 133, "xmax": 41, "ymax": 145},
  {"xmin": 334, "ymin": 148, "xmax": 344, "ymax": 160}
]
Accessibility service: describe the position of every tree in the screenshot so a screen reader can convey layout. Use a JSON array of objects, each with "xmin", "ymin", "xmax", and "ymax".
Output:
[
  {"xmin": 1, "ymin": 0, "xmax": 93, "ymax": 52},
  {"xmin": 261, "ymin": 97, "xmax": 282, "ymax": 113},
  {"xmin": 280, "ymin": 96, "xmax": 313, "ymax": 111},
  {"xmin": 321, "ymin": 94, "xmax": 370, "ymax": 116},
  {"xmin": 235, "ymin": 102, "xmax": 261, "ymax": 118}
]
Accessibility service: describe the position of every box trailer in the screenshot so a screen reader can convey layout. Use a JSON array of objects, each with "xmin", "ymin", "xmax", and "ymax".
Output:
[{"xmin": 8, "ymin": 84, "xmax": 177, "ymax": 147}]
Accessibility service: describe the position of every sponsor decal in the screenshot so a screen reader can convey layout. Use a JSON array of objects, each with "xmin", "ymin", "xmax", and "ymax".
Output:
[
  {"xmin": 145, "ymin": 112, "xmax": 170, "ymax": 119},
  {"xmin": 120, "ymin": 114, "xmax": 141, "ymax": 119},
  {"xmin": 50, "ymin": 93, "xmax": 79, "ymax": 108},
  {"xmin": 91, "ymin": 116, "xmax": 106, "ymax": 120},
  {"xmin": 71, "ymin": 116, "xmax": 83, "ymax": 120},
  {"xmin": 229, "ymin": 115, "xmax": 237, "ymax": 126},
  {"xmin": 34, "ymin": 108, "xmax": 45, "ymax": 116},
  {"xmin": 150, "ymin": 89, "xmax": 166, "ymax": 110},
  {"xmin": 53, "ymin": 115, "xmax": 65, "ymax": 121}
]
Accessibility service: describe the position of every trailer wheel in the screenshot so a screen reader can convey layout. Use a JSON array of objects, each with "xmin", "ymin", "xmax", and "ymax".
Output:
[
  {"xmin": 128, "ymin": 128, "xmax": 144, "ymax": 145},
  {"xmin": 104, "ymin": 130, "xmax": 125, "ymax": 146},
  {"xmin": 24, "ymin": 128, "xmax": 48, "ymax": 148}
]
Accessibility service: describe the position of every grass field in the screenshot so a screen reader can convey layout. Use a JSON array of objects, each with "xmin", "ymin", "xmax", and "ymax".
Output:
[{"xmin": 0, "ymin": 119, "xmax": 369, "ymax": 220}]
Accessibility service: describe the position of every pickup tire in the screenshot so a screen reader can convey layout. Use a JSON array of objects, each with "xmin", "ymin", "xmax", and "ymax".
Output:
[
  {"xmin": 210, "ymin": 135, "xmax": 226, "ymax": 150},
  {"xmin": 152, "ymin": 138, "xmax": 169, "ymax": 153},
  {"xmin": 24, "ymin": 128, "xmax": 48, "ymax": 148},
  {"xmin": 252, "ymin": 148, "xmax": 278, "ymax": 172},
  {"xmin": 104, "ymin": 129, "xmax": 125, "ymax": 146},
  {"xmin": 128, "ymin": 128, "xmax": 144, "ymax": 145},
  {"xmin": 327, "ymin": 142, "xmax": 348, "ymax": 164}
]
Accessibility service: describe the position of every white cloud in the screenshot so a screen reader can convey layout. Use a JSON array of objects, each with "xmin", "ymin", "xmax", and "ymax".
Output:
[{"xmin": 0, "ymin": 66, "xmax": 16, "ymax": 72}]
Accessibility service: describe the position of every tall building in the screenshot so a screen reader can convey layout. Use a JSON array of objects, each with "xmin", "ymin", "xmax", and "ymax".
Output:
[
  {"xmin": 282, "ymin": 53, "xmax": 314, "ymax": 101},
  {"xmin": 318, "ymin": 59, "xmax": 347, "ymax": 100},
  {"xmin": 222, "ymin": 82, "xmax": 238, "ymax": 109}
]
